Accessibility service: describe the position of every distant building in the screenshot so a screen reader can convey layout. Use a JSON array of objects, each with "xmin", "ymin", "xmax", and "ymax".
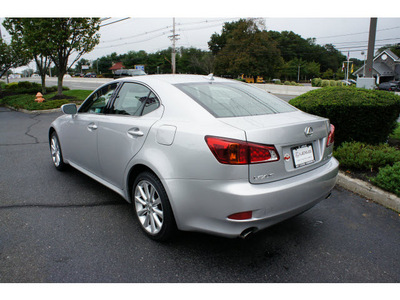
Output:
[
  {"xmin": 353, "ymin": 49, "xmax": 400, "ymax": 84},
  {"xmin": 109, "ymin": 62, "xmax": 126, "ymax": 74}
]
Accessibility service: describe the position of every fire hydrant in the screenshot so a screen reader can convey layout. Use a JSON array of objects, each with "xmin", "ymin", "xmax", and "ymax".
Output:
[{"xmin": 35, "ymin": 92, "xmax": 45, "ymax": 103}]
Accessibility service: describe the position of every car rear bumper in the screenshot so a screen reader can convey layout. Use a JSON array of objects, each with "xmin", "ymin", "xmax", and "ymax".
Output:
[{"xmin": 164, "ymin": 157, "xmax": 339, "ymax": 238}]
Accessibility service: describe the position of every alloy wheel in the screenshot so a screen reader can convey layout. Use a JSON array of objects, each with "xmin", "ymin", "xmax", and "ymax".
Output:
[
  {"xmin": 51, "ymin": 135, "xmax": 61, "ymax": 167},
  {"xmin": 134, "ymin": 180, "xmax": 164, "ymax": 235}
]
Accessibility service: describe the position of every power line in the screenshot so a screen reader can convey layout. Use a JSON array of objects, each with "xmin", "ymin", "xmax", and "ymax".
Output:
[
  {"xmin": 100, "ymin": 18, "xmax": 130, "ymax": 28},
  {"xmin": 99, "ymin": 18, "xmax": 237, "ymax": 45},
  {"xmin": 315, "ymin": 26, "xmax": 400, "ymax": 40}
]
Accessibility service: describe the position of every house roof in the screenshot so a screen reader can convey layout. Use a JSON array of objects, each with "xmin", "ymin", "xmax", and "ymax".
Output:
[
  {"xmin": 375, "ymin": 49, "xmax": 400, "ymax": 62},
  {"xmin": 353, "ymin": 49, "xmax": 400, "ymax": 76},
  {"xmin": 353, "ymin": 63, "xmax": 394, "ymax": 77},
  {"xmin": 109, "ymin": 62, "xmax": 125, "ymax": 71}
]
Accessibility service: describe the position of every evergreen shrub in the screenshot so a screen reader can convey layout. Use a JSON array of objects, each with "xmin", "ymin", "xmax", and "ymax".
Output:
[{"xmin": 289, "ymin": 86, "xmax": 400, "ymax": 145}]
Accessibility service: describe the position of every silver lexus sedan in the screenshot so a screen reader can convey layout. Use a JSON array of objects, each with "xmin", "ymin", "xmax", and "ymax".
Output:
[{"xmin": 49, "ymin": 74, "xmax": 339, "ymax": 241}]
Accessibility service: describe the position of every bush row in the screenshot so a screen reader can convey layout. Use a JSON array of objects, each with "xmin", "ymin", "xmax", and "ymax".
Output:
[
  {"xmin": 371, "ymin": 162, "xmax": 400, "ymax": 197},
  {"xmin": 289, "ymin": 86, "xmax": 400, "ymax": 145},
  {"xmin": 311, "ymin": 78, "xmax": 345, "ymax": 87},
  {"xmin": 3, "ymin": 81, "xmax": 69, "ymax": 95},
  {"xmin": 334, "ymin": 142, "xmax": 400, "ymax": 171},
  {"xmin": 334, "ymin": 141, "xmax": 400, "ymax": 196}
]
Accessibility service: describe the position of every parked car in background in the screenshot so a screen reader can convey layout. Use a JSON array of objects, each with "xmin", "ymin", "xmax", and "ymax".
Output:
[
  {"xmin": 341, "ymin": 79, "xmax": 356, "ymax": 86},
  {"xmin": 49, "ymin": 75, "xmax": 339, "ymax": 241},
  {"xmin": 84, "ymin": 73, "xmax": 97, "ymax": 78},
  {"xmin": 113, "ymin": 69, "xmax": 147, "ymax": 79},
  {"xmin": 378, "ymin": 81, "xmax": 399, "ymax": 91}
]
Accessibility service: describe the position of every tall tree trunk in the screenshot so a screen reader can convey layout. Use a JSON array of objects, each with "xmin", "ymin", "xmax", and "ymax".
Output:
[
  {"xmin": 57, "ymin": 73, "xmax": 63, "ymax": 96},
  {"xmin": 41, "ymin": 75, "xmax": 46, "ymax": 94}
]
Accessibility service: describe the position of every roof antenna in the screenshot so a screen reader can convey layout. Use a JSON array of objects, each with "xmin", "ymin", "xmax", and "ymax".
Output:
[{"xmin": 205, "ymin": 73, "xmax": 214, "ymax": 81}]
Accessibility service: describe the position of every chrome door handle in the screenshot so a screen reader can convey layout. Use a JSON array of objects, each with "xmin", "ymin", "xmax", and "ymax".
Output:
[
  {"xmin": 88, "ymin": 123, "xmax": 98, "ymax": 130},
  {"xmin": 128, "ymin": 128, "xmax": 144, "ymax": 137}
]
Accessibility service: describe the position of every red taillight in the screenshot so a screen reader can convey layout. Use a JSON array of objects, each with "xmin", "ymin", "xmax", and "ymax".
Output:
[
  {"xmin": 205, "ymin": 136, "xmax": 279, "ymax": 165},
  {"xmin": 326, "ymin": 124, "xmax": 335, "ymax": 147},
  {"xmin": 228, "ymin": 211, "xmax": 253, "ymax": 220}
]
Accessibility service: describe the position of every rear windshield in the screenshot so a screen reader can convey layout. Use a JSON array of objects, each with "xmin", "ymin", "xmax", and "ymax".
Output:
[{"xmin": 175, "ymin": 82, "xmax": 296, "ymax": 118}]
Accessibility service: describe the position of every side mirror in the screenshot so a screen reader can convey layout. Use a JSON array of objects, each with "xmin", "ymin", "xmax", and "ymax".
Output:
[{"xmin": 61, "ymin": 103, "xmax": 77, "ymax": 115}]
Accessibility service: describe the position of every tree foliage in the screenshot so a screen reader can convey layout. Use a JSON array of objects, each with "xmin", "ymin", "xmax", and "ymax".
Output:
[
  {"xmin": 209, "ymin": 19, "xmax": 283, "ymax": 78},
  {"xmin": 3, "ymin": 18, "xmax": 101, "ymax": 96},
  {"xmin": 3, "ymin": 18, "xmax": 53, "ymax": 93},
  {"xmin": 209, "ymin": 19, "xmax": 347, "ymax": 80},
  {"xmin": 0, "ymin": 38, "xmax": 32, "ymax": 81}
]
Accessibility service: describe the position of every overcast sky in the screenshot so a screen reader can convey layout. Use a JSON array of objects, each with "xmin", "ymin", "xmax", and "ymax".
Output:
[{"xmin": 1, "ymin": 1, "xmax": 399, "ymax": 71}]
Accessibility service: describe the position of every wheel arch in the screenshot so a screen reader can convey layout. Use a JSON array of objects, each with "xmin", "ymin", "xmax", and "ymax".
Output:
[
  {"xmin": 127, "ymin": 164, "xmax": 159, "ymax": 203},
  {"xmin": 48, "ymin": 127, "xmax": 56, "ymax": 143}
]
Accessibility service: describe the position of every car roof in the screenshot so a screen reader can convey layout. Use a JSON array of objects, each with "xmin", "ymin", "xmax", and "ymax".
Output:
[{"xmin": 114, "ymin": 74, "xmax": 235, "ymax": 85}]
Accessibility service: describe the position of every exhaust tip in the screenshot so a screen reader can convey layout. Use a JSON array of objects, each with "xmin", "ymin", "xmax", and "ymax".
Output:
[{"xmin": 239, "ymin": 227, "xmax": 257, "ymax": 239}]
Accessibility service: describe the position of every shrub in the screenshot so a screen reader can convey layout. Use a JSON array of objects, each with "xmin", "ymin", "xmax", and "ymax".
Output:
[
  {"xmin": 334, "ymin": 142, "xmax": 400, "ymax": 171},
  {"xmin": 311, "ymin": 78, "xmax": 322, "ymax": 87},
  {"xmin": 5, "ymin": 81, "xmax": 42, "ymax": 94},
  {"xmin": 321, "ymin": 80, "xmax": 330, "ymax": 87},
  {"xmin": 290, "ymin": 81, "xmax": 296, "ymax": 85},
  {"xmin": 329, "ymin": 80, "xmax": 337, "ymax": 86},
  {"xmin": 283, "ymin": 81, "xmax": 291, "ymax": 85},
  {"xmin": 289, "ymin": 87, "xmax": 400, "ymax": 145},
  {"xmin": 273, "ymin": 79, "xmax": 281, "ymax": 84},
  {"xmin": 371, "ymin": 162, "xmax": 400, "ymax": 197}
]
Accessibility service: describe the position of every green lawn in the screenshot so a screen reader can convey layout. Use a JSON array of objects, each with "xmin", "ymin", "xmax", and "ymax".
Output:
[{"xmin": 0, "ymin": 89, "xmax": 92, "ymax": 110}]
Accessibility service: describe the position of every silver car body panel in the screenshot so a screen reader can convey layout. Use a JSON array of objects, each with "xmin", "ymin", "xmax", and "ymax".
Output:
[{"xmin": 50, "ymin": 75, "xmax": 339, "ymax": 238}]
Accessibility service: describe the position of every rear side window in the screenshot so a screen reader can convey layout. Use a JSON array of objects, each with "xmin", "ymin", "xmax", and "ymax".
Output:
[
  {"xmin": 175, "ymin": 82, "xmax": 296, "ymax": 118},
  {"xmin": 110, "ymin": 82, "xmax": 159, "ymax": 116}
]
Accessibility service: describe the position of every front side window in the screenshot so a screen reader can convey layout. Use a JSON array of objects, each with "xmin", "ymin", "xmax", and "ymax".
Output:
[
  {"xmin": 110, "ymin": 82, "xmax": 159, "ymax": 116},
  {"xmin": 175, "ymin": 82, "xmax": 296, "ymax": 118},
  {"xmin": 79, "ymin": 83, "xmax": 118, "ymax": 113}
]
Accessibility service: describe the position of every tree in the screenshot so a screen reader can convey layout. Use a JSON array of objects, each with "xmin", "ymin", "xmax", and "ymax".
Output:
[
  {"xmin": 44, "ymin": 18, "xmax": 100, "ymax": 96},
  {"xmin": 210, "ymin": 19, "xmax": 283, "ymax": 78},
  {"xmin": 0, "ymin": 39, "xmax": 32, "ymax": 83},
  {"xmin": 3, "ymin": 18, "xmax": 100, "ymax": 95},
  {"xmin": 4, "ymin": 18, "xmax": 53, "ymax": 93}
]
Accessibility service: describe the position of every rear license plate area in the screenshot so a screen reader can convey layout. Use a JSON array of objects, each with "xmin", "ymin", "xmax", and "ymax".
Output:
[{"xmin": 292, "ymin": 144, "xmax": 315, "ymax": 168}]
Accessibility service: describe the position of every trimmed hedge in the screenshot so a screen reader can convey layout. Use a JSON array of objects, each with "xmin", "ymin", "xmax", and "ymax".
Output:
[
  {"xmin": 334, "ymin": 142, "xmax": 400, "ymax": 171},
  {"xmin": 371, "ymin": 162, "xmax": 400, "ymax": 197},
  {"xmin": 2, "ymin": 81, "xmax": 69, "ymax": 95},
  {"xmin": 289, "ymin": 86, "xmax": 400, "ymax": 145}
]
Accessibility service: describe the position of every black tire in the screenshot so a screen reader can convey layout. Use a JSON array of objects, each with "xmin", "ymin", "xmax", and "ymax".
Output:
[
  {"xmin": 49, "ymin": 131, "xmax": 67, "ymax": 171},
  {"xmin": 132, "ymin": 171, "xmax": 177, "ymax": 241}
]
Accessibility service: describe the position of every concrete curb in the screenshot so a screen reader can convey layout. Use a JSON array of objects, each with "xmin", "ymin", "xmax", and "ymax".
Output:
[
  {"xmin": 5, "ymin": 105, "xmax": 61, "ymax": 114},
  {"xmin": 337, "ymin": 171, "xmax": 400, "ymax": 213}
]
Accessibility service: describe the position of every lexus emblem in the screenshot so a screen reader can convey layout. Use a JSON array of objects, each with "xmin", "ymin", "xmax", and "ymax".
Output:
[{"xmin": 304, "ymin": 127, "xmax": 314, "ymax": 137}]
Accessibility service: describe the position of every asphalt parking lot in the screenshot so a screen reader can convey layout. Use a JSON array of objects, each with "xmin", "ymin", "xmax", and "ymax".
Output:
[{"xmin": 0, "ymin": 107, "xmax": 399, "ymax": 283}]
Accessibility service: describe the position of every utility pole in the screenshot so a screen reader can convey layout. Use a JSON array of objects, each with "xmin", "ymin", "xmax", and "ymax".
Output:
[
  {"xmin": 169, "ymin": 18, "xmax": 180, "ymax": 74},
  {"xmin": 346, "ymin": 52, "xmax": 350, "ymax": 83},
  {"xmin": 365, "ymin": 18, "xmax": 377, "ymax": 78},
  {"xmin": 356, "ymin": 18, "xmax": 377, "ymax": 89}
]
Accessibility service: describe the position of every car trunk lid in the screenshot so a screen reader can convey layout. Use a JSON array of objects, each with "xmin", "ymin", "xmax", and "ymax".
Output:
[{"xmin": 220, "ymin": 111, "xmax": 333, "ymax": 184}]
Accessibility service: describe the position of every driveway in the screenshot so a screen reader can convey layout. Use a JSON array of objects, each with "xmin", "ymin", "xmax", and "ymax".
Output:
[{"xmin": 0, "ymin": 107, "xmax": 399, "ymax": 283}]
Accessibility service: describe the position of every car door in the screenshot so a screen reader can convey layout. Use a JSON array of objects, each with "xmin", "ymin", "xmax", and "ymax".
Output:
[
  {"xmin": 61, "ymin": 82, "xmax": 119, "ymax": 176},
  {"xmin": 97, "ymin": 82, "xmax": 163, "ymax": 188}
]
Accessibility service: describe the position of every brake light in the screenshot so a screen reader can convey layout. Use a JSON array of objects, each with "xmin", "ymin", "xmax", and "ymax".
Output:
[
  {"xmin": 205, "ymin": 136, "xmax": 279, "ymax": 165},
  {"xmin": 326, "ymin": 124, "xmax": 335, "ymax": 147}
]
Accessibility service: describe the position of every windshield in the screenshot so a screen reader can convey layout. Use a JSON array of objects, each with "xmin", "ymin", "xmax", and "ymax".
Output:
[{"xmin": 175, "ymin": 82, "xmax": 296, "ymax": 118}]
